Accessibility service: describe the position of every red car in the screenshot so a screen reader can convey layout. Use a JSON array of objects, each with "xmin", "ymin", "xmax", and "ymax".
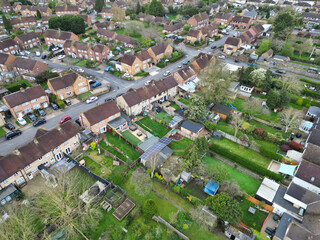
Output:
[{"xmin": 60, "ymin": 115, "xmax": 71, "ymax": 124}]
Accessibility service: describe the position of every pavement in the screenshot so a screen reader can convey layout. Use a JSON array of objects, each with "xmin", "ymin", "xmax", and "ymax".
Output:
[{"xmin": 1, "ymin": 29, "xmax": 318, "ymax": 155}]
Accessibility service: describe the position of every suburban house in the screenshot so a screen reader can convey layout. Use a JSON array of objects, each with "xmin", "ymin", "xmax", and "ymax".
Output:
[
  {"xmin": 0, "ymin": 1, "xmax": 12, "ymax": 13},
  {"xmin": 44, "ymin": 29, "xmax": 79, "ymax": 47},
  {"xmin": 99, "ymin": 7, "xmax": 114, "ymax": 19},
  {"xmin": 63, "ymin": 40, "xmax": 110, "ymax": 61},
  {"xmin": 112, "ymin": 0, "xmax": 127, "ymax": 9},
  {"xmin": 20, "ymin": 6, "xmax": 52, "ymax": 16},
  {"xmin": 97, "ymin": 28, "xmax": 117, "ymax": 41},
  {"xmin": 154, "ymin": 16, "xmax": 172, "ymax": 25},
  {"xmin": 302, "ymin": 143, "xmax": 320, "ymax": 166},
  {"xmin": 211, "ymin": 104, "xmax": 232, "ymax": 119},
  {"xmin": 173, "ymin": 65, "xmax": 198, "ymax": 85},
  {"xmin": 93, "ymin": 21, "xmax": 115, "ymax": 31},
  {"xmin": 224, "ymin": 37, "xmax": 242, "ymax": 54},
  {"xmin": 180, "ymin": 120, "xmax": 205, "ymax": 139},
  {"xmin": 10, "ymin": 16, "xmax": 37, "ymax": 29},
  {"xmin": 191, "ymin": 53, "xmax": 215, "ymax": 72},
  {"xmin": 306, "ymin": 106, "xmax": 320, "ymax": 118},
  {"xmin": 0, "ymin": 39, "xmax": 20, "ymax": 54},
  {"xmin": 231, "ymin": 15, "xmax": 253, "ymax": 29},
  {"xmin": 242, "ymin": 10, "xmax": 258, "ymax": 19},
  {"xmin": 187, "ymin": 12, "xmax": 210, "ymax": 28},
  {"xmin": 187, "ymin": 29, "xmax": 204, "ymax": 43},
  {"xmin": 121, "ymin": 54, "xmax": 143, "ymax": 75},
  {"xmin": 135, "ymin": 50, "xmax": 153, "ymax": 69},
  {"xmin": 213, "ymin": 12, "xmax": 233, "ymax": 26},
  {"xmin": 0, "ymin": 121, "xmax": 80, "ymax": 189},
  {"xmin": 0, "ymin": 53, "xmax": 16, "ymax": 72},
  {"xmin": 79, "ymin": 14, "xmax": 92, "ymax": 25},
  {"xmin": 55, "ymin": 6, "xmax": 79, "ymax": 16},
  {"xmin": 3, "ymin": 85, "xmax": 49, "ymax": 118},
  {"xmin": 301, "ymin": 12, "xmax": 320, "ymax": 24},
  {"xmin": 162, "ymin": 23, "xmax": 184, "ymax": 34},
  {"xmin": 200, "ymin": 24, "xmax": 219, "ymax": 37},
  {"xmin": 12, "ymin": 57, "xmax": 48, "ymax": 80},
  {"xmin": 147, "ymin": 42, "xmax": 173, "ymax": 64},
  {"xmin": 79, "ymin": 100, "xmax": 127, "ymax": 134},
  {"xmin": 306, "ymin": 128, "xmax": 320, "ymax": 147},
  {"xmin": 116, "ymin": 77, "xmax": 178, "ymax": 116},
  {"xmin": 47, "ymin": 72, "xmax": 90, "ymax": 100},
  {"xmin": 14, "ymin": 32, "xmax": 41, "ymax": 49},
  {"xmin": 115, "ymin": 34, "xmax": 136, "ymax": 48}
]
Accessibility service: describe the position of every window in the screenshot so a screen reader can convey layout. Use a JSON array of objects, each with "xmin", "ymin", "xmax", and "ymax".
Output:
[
  {"xmin": 22, "ymin": 102, "xmax": 29, "ymax": 106},
  {"xmin": 24, "ymin": 164, "xmax": 31, "ymax": 170},
  {"xmin": 56, "ymin": 152, "xmax": 63, "ymax": 161},
  {"xmin": 16, "ymin": 177, "xmax": 25, "ymax": 185},
  {"xmin": 14, "ymin": 172, "xmax": 19, "ymax": 177},
  {"xmin": 31, "ymin": 168, "xmax": 38, "ymax": 174},
  {"xmin": 65, "ymin": 147, "xmax": 71, "ymax": 154},
  {"xmin": 39, "ymin": 156, "xmax": 42, "ymax": 161},
  {"xmin": 2, "ymin": 179, "xmax": 8, "ymax": 184},
  {"xmin": 78, "ymin": 82, "xmax": 85, "ymax": 87},
  {"xmin": 65, "ymin": 86, "xmax": 70, "ymax": 90},
  {"xmin": 50, "ymin": 157, "xmax": 55, "ymax": 163}
]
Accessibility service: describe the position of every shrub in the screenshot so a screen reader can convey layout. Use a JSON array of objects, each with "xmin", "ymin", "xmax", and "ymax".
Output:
[
  {"xmin": 289, "ymin": 141, "xmax": 303, "ymax": 151},
  {"xmin": 303, "ymin": 89, "xmax": 320, "ymax": 99},
  {"xmin": 90, "ymin": 141, "xmax": 97, "ymax": 150},
  {"xmin": 205, "ymin": 121, "xmax": 216, "ymax": 132},
  {"xmin": 50, "ymin": 94, "xmax": 57, "ymax": 103},
  {"xmin": 296, "ymin": 98, "xmax": 303, "ymax": 106},
  {"xmin": 281, "ymin": 144, "xmax": 292, "ymax": 152},
  {"xmin": 156, "ymin": 62, "xmax": 166, "ymax": 68},
  {"xmin": 260, "ymin": 146, "xmax": 283, "ymax": 160},
  {"xmin": 56, "ymin": 99, "xmax": 65, "ymax": 109},
  {"xmin": 47, "ymin": 51, "xmax": 54, "ymax": 58},
  {"xmin": 154, "ymin": 172, "xmax": 163, "ymax": 181},
  {"xmin": 254, "ymin": 127, "xmax": 265, "ymax": 136},
  {"xmin": 209, "ymin": 143, "xmax": 283, "ymax": 181},
  {"xmin": 242, "ymin": 122, "xmax": 255, "ymax": 132},
  {"xmin": 173, "ymin": 185, "xmax": 180, "ymax": 193},
  {"xmin": 143, "ymin": 199, "xmax": 158, "ymax": 218}
]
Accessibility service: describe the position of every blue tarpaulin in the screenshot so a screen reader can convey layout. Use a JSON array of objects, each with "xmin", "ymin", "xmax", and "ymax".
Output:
[
  {"xmin": 278, "ymin": 163, "xmax": 297, "ymax": 176},
  {"xmin": 204, "ymin": 179, "xmax": 219, "ymax": 196}
]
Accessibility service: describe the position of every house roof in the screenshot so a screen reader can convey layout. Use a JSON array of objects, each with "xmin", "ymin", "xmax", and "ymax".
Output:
[
  {"xmin": 0, "ymin": 121, "xmax": 79, "ymax": 182},
  {"xmin": 135, "ymin": 50, "xmax": 151, "ymax": 61},
  {"xmin": 301, "ymin": 12, "xmax": 320, "ymax": 19},
  {"xmin": 82, "ymin": 100, "xmax": 120, "ymax": 126},
  {"xmin": 274, "ymin": 213, "xmax": 294, "ymax": 240},
  {"xmin": 302, "ymin": 143, "xmax": 320, "ymax": 166},
  {"xmin": 4, "ymin": 85, "xmax": 46, "ymax": 108},
  {"xmin": 255, "ymin": 177, "xmax": 280, "ymax": 203},
  {"xmin": 149, "ymin": 42, "xmax": 170, "ymax": 56},
  {"xmin": 163, "ymin": 23, "xmax": 183, "ymax": 32},
  {"xmin": 308, "ymin": 106, "xmax": 320, "ymax": 117},
  {"xmin": 286, "ymin": 182, "xmax": 320, "ymax": 204},
  {"xmin": 12, "ymin": 57, "xmax": 38, "ymax": 71},
  {"xmin": 307, "ymin": 128, "xmax": 320, "ymax": 146},
  {"xmin": 225, "ymin": 37, "xmax": 241, "ymax": 46},
  {"xmin": 121, "ymin": 54, "xmax": 137, "ymax": 66},
  {"xmin": 181, "ymin": 120, "xmax": 204, "ymax": 133},
  {"xmin": 115, "ymin": 34, "xmax": 134, "ymax": 44},
  {"xmin": 192, "ymin": 53, "xmax": 214, "ymax": 71},
  {"xmin": 243, "ymin": 10, "xmax": 257, "ymax": 18},
  {"xmin": 187, "ymin": 29, "xmax": 201, "ymax": 38},
  {"xmin": 214, "ymin": 12, "xmax": 232, "ymax": 20},
  {"xmin": 0, "ymin": 39, "xmax": 17, "ymax": 51},
  {"xmin": 55, "ymin": 6, "xmax": 78, "ymax": 12},
  {"xmin": 211, "ymin": 103, "xmax": 232, "ymax": 116},
  {"xmin": 175, "ymin": 65, "xmax": 197, "ymax": 81},
  {"xmin": 15, "ymin": 32, "xmax": 38, "ymax": 43},
  {"xmin": 232, "ymin": 15, "xmax": 251, "ymax": 23},
  {"xmin": 295, "ymin": 160, "xmax": 320, "ymax": 188},
  {"xmin": 0, "ymin": 52, "xmax": 11, "ymax": 64},
  {"xmin": 192, "ymin": 12, "xmax": 209, "ymax": 23},
  {"xmin": 97, "ymin": 28, "xmax": 116, "ymax": 38},
  {"xmin": 48, "ymin": 72, "xmax": 78, "ymax": 91},
  {"xmin": 44, "ymin": 29, "xmax": 76, "ymax": 40}
]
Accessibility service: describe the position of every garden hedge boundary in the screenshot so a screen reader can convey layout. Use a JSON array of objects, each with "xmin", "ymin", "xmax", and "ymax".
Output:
[
  {"xmin": 209, "ymin": 143, "xmax": 283, "ymax": 182},
  {"xmin": 300, "ymin": 78, "xmax": 320, "ymax": 88},
  {"xmin": 259, "ymin": 146, "xmax": 283, "ymax": 161},
  {"xmin": 303, "ymin": 89, "xmax": 320, "ymax": 99}
]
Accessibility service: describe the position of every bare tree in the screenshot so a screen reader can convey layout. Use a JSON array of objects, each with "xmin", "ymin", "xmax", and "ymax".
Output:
[
  {"xmin": 231, "ymin": 112, "xmax": 243, "ymax": 138},
  {"xmin": 281, "ymin": 108, "xmax": 300, "ymax": 133},
  {"xmin": 220, "ymin": 179, "xmax": 243, "ymax": 197},
  {"xmin": 147, "ymin": 152, "xmax": 161, "ymax": 178},
  {"xmin": 192, "ymin": 163, "xmax": 212, "ymax": 187},
  {"xmin": 176, "ymin": 42, "xmax": 186, "ymax": 52},
  {"xmin": 243, "ymin": 98, "xmax": 262, "ymax": 120},
  {"xmin": 142, "ymin": 28, "xmax": 161, "ymax": 41},
  {"xmin": 112, "ymin": 7, "xmax": 125, "ymax": 22},
  {"xmin": 125, "ymin": 20, "xmax": 144, "ymax": 36},
  {"xmin": 144, "ymin": 15, "xmax": 155, "ymax": 25},
  {"xmin": 131, "ymin": 170, "xmax": 152, "ymax": 196},
  {"xmin": 278, "ymin": 76, "xmax": 301, "ymax": 95},
  {"xmin": 190, "ymin": 205, "xmax": 217, "ymax": 230}
]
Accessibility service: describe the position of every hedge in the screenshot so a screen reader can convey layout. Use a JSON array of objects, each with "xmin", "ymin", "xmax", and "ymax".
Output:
[
  {"xmin": 300, "ymin": 78, "xmax": 320, "ymax": 88},
  {"xmin": 259, "ymin": 146, "xmax": 283, "ymax": 161},
  {"xmin": 169, "ymin": 51, "xmax": 185, "ymax": 63},
  {"xmin": 209, "ymin": 143, "xmax": 283, "ymax": 181},
  {"xmin": 303, "ymin": 89, "xmax": 320, "ymax": 99},
  {"xmin": 289, "ymin": 93, "xmax": 320, "ymax": 108},
  {"xmin": 5, "ymin": 80, "xmax": 32, "ymax": 92}
]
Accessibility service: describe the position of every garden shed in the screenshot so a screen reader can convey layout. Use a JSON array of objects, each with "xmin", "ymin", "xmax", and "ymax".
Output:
[
  {"xmin": 181, "ymin": 171, "xmax": 191, "ymax": 183},
  {"xmin": 255, "ymin": 178, "xmax": 280, "ymax": 205}
]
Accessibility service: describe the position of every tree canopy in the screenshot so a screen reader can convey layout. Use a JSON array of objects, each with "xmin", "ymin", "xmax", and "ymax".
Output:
[
  {"xmin": 94, "ymin": 0, "xmax": 105, "ymax": 12},
  {"xmin": 143, "ymin": 199, "xmax": 158, "ymax": 218},
  {"xmin": 2, "ymin": 14, "xmax": 12, "ymax": 34},
  {"xmin": 266, "ymin": 88, "xmax": 289, "ymax": 109},
  {"xmin": 147, "ymin": 0, "xmax": 165, "ymax": 16},
  {"xmin": 256, "ymin": 39, "xmax": 271, "ymax": 55},
  {"xmin": 274, "ymin": 13, "xmax": 294, "ymax": 40},
  {"xmin": 185, "ymin": 96, "xmax": 208, "ymax": 121},
  {"xmin": 48, "ymin": 15, "xmax": 85, "ymax": 34}
]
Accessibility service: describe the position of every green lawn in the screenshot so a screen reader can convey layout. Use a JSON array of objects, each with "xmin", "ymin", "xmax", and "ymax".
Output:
[
  {"xmin": 106, "ymin": 133, "xmax": 140, "ymax": 160},
  {"xmin": 76, "ymin": 60, "xmax": 87, "ymax": 67},
  {"xmin": 80, "ymin": 156, "xmax": 109, "ymax": 178},
  {"xmin": 77, "ymin": 92, "xmax": 92, "ymax": 100},
  {"xmin": 211, "ymin": 138, "xmax": 271, "ymax": 168},
  {"xmin": 178, "ymin": 97, "xmax": 192, "ymax": 106},
  {"xmin": 239, "ymin": 199, "xmax": 268, "ymax": 231},
  {"xmin": 155, "ymin": 111, "xmax": 173, "ymax": 125},
  {"xmin": 40, "ymin": 82, "xmax": 48, "ymax": 90},
  {"xmin": 0, "ymin": 127, "xmax": 6, "ymax": 138},
  {"xmin": 248, "ymin": 120, "xmax": 290, "ymax": 139},
  {"xmin": 291, "ymin": 60, "xmax": 320, "ymax": 69},
  {"xmin": 99, "ymin": 140, "xmax": 131, "ymax": 163},
  {"xmin": 120, "ymin": 130, "xmax": 141, "ymax": 146},
  {"xmin": 169, "ymin": 138, "xmax": 193, "ymax": 150},
  {"xmin": 215, "ymin": 121, "xmax": 242, "ymax": 138},
  {"xmin": 170, "ymin": 103, "xmax": 180, "ymax": 109},
  {"xmin": 204, "ymin": 157, "xmax": 261, "ymax": 196},
  {"xmin": 136, "ymin": 116, "xmax": 170, "ymax": 138}
]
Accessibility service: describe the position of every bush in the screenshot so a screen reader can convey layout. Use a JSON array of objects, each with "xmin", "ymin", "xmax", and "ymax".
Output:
[
  {"xmin": 56, "ymin": 99, "xmax": 65, "ymax": 109},
  {"xmin": 143, "ymin": 199, "xmax": 158, "ymax": 218},
  {"xmin": 156, "ymin": 61, "xmax": 166, "ymax": 68},
  {"xmin": 281, "ymin": 144, "xmax": 291, "ymax": 152},
  {"xmin": 50, "ymin": 94, "xmax": 57, "ymax": 103},
  {"xmin": 260, "ymin": 146, "xmax": 283, "ymax": 160},
  {"xmin": 300, "ymin": 78, "xmax": 320, "ymax": 88},
  {"xmin": 169, "ymin": 51, "xmax": 185, "ymax": 63},
  {"xmin": 154, "ymin": 172, "xmax": 163, "ymax": 181},
  {"xmin": 5, "ymin": 80, "xmax": 31, "ymax": 92},
  {"xmin": 209, "ymin": 143, "xmax": 283, "ymax": 181},
  {"xmin": 296, "ymin": 98, "xmax": 303, "ymax": 106},
  {"xmin": 90, "ymin": 141, "xmax": 97, "ymax": 150},
  {"xmin": 48, "ymin": 51, "xmax": 54, "ymax": 59},
  {"xmin": 205, "ymin": 121, "xmax": 215, "ymax": 132},
  {"xmin": 173, "ymin": 185, "xmax": 180, "ymax": 193},
  {"xmin": 303, "ymin": 89, "xmax": 320, "ymax": 99},
  {"xmin": 289, "ymin": 141, "xmax": 303, "ymax": 151}
]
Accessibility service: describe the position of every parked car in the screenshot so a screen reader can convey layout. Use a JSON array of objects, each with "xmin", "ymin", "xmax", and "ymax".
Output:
[
  {"xmin": 218, "ymin": 55, "xmax": 226, "ymax": 59},
  {"xmin": 88, "ymin": 80, "xmax": 96, "ymax": 85},
  {"xmin": 91, "ymin": 82, "xmax": 101, "ymax": 88},
  {"xmin": 17, "ymin": 117, "xmax": 27, "ymax": 126},
  {"xmin": 5, "ymin": 130, "xmax": 22, "ymax": 140},
  {"xmin": 145, "ymin": 80, "xmax": 151, "ymax": 85},
  {"xmin": 57, "ymin": 55, "xmax": 66, "ymax": 60},
  {"xmin": 234, "ymin": 59, "xmax": 240, "ymax": 63},
  {"xmin": 37, "ymin": 108, "xmax": 46, "ymax": 117},
  {"xmin": 275, "ymin": 69, "xmax": 286, "ymax": 74},
  {"xmin": 163, "ymin": 71, "xmax": 171, "ymax": 76},
  {"xmin": 41, "ymin": 54, "xmax": 47, "ymax": 59},
  {"xmin": 105, "ymin": 66, "xmax": 112, "ymax": 72},
  {"xmin": 77, "ymin": 68, "xmax": 84, "ymax": 73},
  {"xmin": 178, "ymin": 64, "xmax": 182, "ymax": 68},
  {"xmin": 86, "ymin": 96, "xmax": 98, "ymax": 104},
  {"xmin": 75, "ymin": 119, "xmax": 81, "ymax": 126},
  {"xmin": 4, "ymin": 123, "xmax": 15, "ymax": 130},
  {"xmin": 52, "ymin": 47, "xmax": 59, "ymax": 51},
  {"xmin": 35, "ymin": 51, "xmax": 41, "ymax": 57},
  {"xmin": 50, "ymin": 102, "xmax": 59, "ymax": 110},
  {"xmin": 60, "ymin": 115, "xmax": 71, "ymax": 124},
  {"xmin": 33, "ymin": 118, "xmax": 46, "ymax": 127},
  {"xmin": 183, "ymin": 60, "xmax": 190, "ymax": 65},
  {"xmin": 24, "ymin": 50, "xmax": 31, "ymax": 55},
  {"xmin": 64, "ymin": 99, "xmax": 71, "ymax": 106},
  {"xmin": 211, "ymin": 45, "xmax": 217, "ymax": 49},
  {"xmin": 26, "ymin": 113, "xmax": 37, "ymax": 122},
  {"xmin": 104, "ymin": 97, "xmax": 112, "ymax": 102}
]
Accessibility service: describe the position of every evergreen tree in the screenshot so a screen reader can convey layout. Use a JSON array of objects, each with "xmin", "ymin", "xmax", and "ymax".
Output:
[
  {"xmin": 94, "ymin": 0, "xmax": 104, "ymax": 13},
  {"xmin": 36, "ymin": 9, "xmax": 42, "ymax": 19},
  {"xmin": 136, "ymin": 1, "xmax": 141, "ymax": 14},
  {"xmin": 2, "ymin": 14, "xmax": 12, "ymax": 34},
  {"xmin": 147, "ymin": 0, "xmax": 164, "ymax": 17}
]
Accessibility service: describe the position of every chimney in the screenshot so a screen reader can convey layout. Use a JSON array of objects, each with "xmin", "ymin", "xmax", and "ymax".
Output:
[
  {"xmin": 34, "ymin": 138, "xmax": 39, "ymax": 144},
  {"xmin": 14, "ymin": 149, "xmax": 21, "ymax": 155},
  {"xmin": 20, "ymin": 87, "xmax": 25, "ymax": 92}
]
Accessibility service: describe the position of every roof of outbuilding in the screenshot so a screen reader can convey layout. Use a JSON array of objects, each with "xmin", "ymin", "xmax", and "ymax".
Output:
[
  {"xmin": 211, "ymin": 103, "xmax": 232, "ymax": 116},
  {"xmin": 181, "ymin": 120, "xmax": 204, "ymax": 133}
]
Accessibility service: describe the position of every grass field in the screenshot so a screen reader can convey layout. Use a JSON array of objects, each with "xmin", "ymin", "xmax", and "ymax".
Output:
[
  {"xmin": 121, "ymin": 130, "xmax": 141, "ymax": 146},
  {"xmin": 77, "ymin": 92, "xmax": 92, "ymax": 100},
  {"xmin": 106, "ymin": 133, "xmax": 140, "ymax": 160},
  {"xmin": 211, "ymin": 138, "xmax": 271, "ymax": 168},
  {"xmin": 80, "ymin": 156, "xmax": 109, "ymax": 178},
  {"xmin": 170, "ymin": 103, "xmax": 180, "ymax": 109},
  {"xmin": 169, "ymin": 138, "xmax": 193, "ymax": 150},
  {"xmin": 136, "ymin": 116, "xmax": 170, "ymax": 138},
  {"xmin": 203, "ymin": 157, "xmax": 261, "ymax": 196},
  {"xmin": 239, "ymin": 199, "xmax": 268, "ymax": 231},
  {"xmin": 155, "ymin": 111, "xmax": 173, "ymax": 125},
  {"xmin": 0, "ymin": 127, "xmax": 6, "ymax": 138},
  {"xmin": 178, "ymin": 97, "xmax": 192, "ymax": 106}
]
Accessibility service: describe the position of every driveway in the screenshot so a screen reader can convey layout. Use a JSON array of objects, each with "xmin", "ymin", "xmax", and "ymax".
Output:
[{"xmin": 261, "ymin": 212, "xmax": 278, "ymax": 237}]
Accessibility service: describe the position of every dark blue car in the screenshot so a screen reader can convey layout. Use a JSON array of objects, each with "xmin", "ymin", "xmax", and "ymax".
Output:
[{"xmin": 92, "ymin": 82, "xmax": 101, "ymax": 88}]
